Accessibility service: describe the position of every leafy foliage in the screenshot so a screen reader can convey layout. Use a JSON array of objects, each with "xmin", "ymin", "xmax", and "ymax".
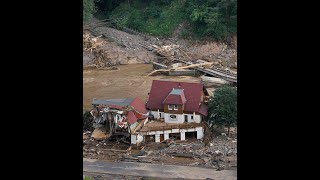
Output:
[
  {"xmin": 83, "ymin": 0, "xmax": 97, "ymax": 21},
  {"xmin": 207, "ymin": 85, "xmax": 237, "ymax": 134},
  {"xmin": 187, "ymin": 0, "xmax": 237, "ymax": 40},
  {"xmin": 92, "ymin": 0, "xmax": 237, "ymax": 40},
  {"xmin": 108, "ymin": 0, "xmax": 186, "ymax": 37},
  {"xmin": 84, "ymin": 176, "xmax": 94, "ymax": 180}
]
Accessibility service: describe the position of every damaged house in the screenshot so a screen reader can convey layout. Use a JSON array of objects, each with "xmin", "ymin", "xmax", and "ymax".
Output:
[
  {"xmin": 136, "ymin": 80, "xmax": 208, "ymax": 143},
  {"xmin": 90, "ymin": 97, "xmax": 149, "ymax": 141},
  {"xmin": 89, "ymin": 80, "xmax": 209, "ymax": 145}
]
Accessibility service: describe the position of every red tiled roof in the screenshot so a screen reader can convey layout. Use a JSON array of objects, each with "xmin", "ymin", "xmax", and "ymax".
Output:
[
  {"xmin": 198, "ymin": 103, "xmax": 208, "ymax": 116},
  {"xmin": 163, "ymin": 94, "xmax": 183, "ymax": 104},
  {"xmin": 95, "ymin": 97, "xmax": 148, "ymax": 124},
  {"xmin": 126, "ymin": 111, "xmax": 138, "ymax": 124},
  {"xmin": 163, "ymin": 89, "xmax": 187, "ymax": 105},
  {"xmin": 146, "ymin": 80, "xmax": 207, "ymax": 116},
  {"xmin": 130, "ymin": 97, "xmax": 148, "ymax": 119}
]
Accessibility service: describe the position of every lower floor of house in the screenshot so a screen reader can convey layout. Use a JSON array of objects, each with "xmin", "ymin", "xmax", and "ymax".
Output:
[{"xmin": 130, "ymin": 125, "xmax": 204, "ymax": 144}]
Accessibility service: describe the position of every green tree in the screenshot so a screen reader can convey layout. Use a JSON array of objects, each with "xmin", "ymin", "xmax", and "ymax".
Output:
[
  {"xmin": 188, "ymin": 0, "xmax": 237, "ymax": 40},
  {"xmin": 207, "ymin": 85, "xmax": 237, "ymax": 136},
  {"xmin": 84, "ymin": 0, "xmax": 97, "ymax": 21}
]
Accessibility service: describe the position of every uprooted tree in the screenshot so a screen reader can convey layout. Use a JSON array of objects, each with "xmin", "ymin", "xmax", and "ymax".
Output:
[{"xmin": 207, "ymin": 85, "xmax": 237, "ymax": 136}]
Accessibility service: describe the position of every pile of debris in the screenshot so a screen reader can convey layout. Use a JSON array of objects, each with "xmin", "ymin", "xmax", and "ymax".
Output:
[
  {"xmin": 154, "ymin": 44, "xmax": 181, "ymax": 57},
  {"xmin": 83, "ymin": 33, "xmax": 104, "ymax": 52},
  {"xmin": 83, "ymin": 127, "xmax": 237, "ymax": 170},
  {"xmin": 115, "ymin": 134, "xmax": 237, "ymax": 170},
  {"xmin": 91, "ymin": 49, "xmax": 113, "ymax": 68},
  {"xmin": 149, "ymin": 44, "xmax": 189, "ymax": 65},
  {"xmin": 83, "ymin": 137, "xmax": 131, "ymax": 161},
  {"xmin": 83, "ymin": 32, "xmax": 115, "ymax": 69}
]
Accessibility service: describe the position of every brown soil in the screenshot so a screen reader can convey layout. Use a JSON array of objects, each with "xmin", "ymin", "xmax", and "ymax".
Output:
[{"xmin": 83, "ymin": 64, "xmax": 201, "ymax": 110}]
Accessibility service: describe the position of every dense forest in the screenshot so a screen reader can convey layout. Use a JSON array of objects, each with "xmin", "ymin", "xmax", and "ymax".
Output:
[{"xmin": 84, "ymin": 0, "xmax": 237, "ymax": 41}]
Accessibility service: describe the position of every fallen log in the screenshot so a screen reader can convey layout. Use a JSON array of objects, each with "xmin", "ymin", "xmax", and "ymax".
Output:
[
  {"xmin": 167, "ymin": 153, "xmax": 197, "ymax": 158},
  {"xmin": 200, "ymin": 75, "xmax": 230, "ymax": 87},
  {"xmin": 152, "ymin": 62, "xmax": 168, "ymax": 70},
  {"xmin": 147, "ymin": 62, "xmax": 213, "ymax": 76}
]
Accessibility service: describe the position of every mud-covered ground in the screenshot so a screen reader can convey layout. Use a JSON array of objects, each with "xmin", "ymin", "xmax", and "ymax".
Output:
[
  {"xmin": 83, "ymin": 64, "xmax": 201, "ymax": 110},
  {"xmin": 83, "ymin": 131, "xmax": 237, "ymax": 171}
]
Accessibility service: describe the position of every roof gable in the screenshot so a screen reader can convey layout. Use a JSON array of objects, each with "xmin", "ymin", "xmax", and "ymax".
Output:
[
  {"xmin": 146, "ymin": 80, "xmax": 205, "ymax": 114},
  {"xmin": 163, "ymin": 88, "xmax": 187, "ymax": 105},
  {"xmin": 130, "ymin": 97, "xmax": 148, "ymax": 120}
]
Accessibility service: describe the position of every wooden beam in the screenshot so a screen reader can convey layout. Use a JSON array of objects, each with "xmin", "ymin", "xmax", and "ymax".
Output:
[{"xmin": 147, "ymin": 62, "xmax": 213, "ymax": 76}]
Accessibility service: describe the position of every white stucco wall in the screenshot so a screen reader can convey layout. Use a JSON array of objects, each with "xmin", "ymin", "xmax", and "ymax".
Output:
[
  {"xmin": 139, "ymin": 126, "xmax": 204, "ymax": 144},
  {"xmin": 180, "ymin": 131, "xmax": 185, "ymax": 141},
  {"xmin": 194, "ymin": 114, "xmax": 201, "ymax": 123},
  {"xmin": 155, "ymin": 134, "xmax": 160, "ymax": 142},
  {"xmin": 184, "ymin": 114, "xmax": 201, "ymax": 123},
  {"xmin": 152, "ymin": 111, "xmax": 202, "ymax": 123},
  {"xmin": 151, "ymin": 111, "xmax": 164, "ymax": 119},
  {"xmin": 164, "ymin": 133, "xmax": 169, "ymax": 140},
  {"xmin": 164, "ymin": 113, "xmax": 184, "ymax": 123},
  {"xmin": 131, "ymin": 135, "xmax": 137, "ymax": 144},
  {"xmin": 196, "ymin": 127, "xmax": 204, "ymax": 139}
]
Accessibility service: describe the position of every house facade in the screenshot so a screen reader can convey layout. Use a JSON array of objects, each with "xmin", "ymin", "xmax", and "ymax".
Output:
[
  {"xmin": 89, "ymin": 80, "xmax": 209, "ymax": 145},
  {"xmin": 146, "ymin": 80, "xmax": 208, "ymax": 123},
  {"xmin": 142, "ymin": 80, "xmax": 208, "ymax": 142}
]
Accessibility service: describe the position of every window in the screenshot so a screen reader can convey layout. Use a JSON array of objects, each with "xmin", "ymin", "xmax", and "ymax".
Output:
[
  {"xmin": 170, "ymin": 114, "xmax": 177, "ymax": 121},
  {"xmin": 170, "ymin": 115, "xmax": 176, "ymax": 118},
  {"xmin": 191, "ymin": 115, "xmax": 194, "ymax": 120},
  {"xmin": 174, "ymin": 105, "xmax": 178, "ymax": 110},
  {"xmin": 168, "ymin": 105, "xmax": 173, "ymax": 110}
]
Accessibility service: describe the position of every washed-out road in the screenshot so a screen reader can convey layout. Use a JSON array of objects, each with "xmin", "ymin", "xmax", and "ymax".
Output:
[{"xmin": 83, "ymin": 158, "xmax": 237, "ymax": 180}]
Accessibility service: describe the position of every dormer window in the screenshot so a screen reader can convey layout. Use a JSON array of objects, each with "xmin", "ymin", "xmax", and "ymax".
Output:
[{"xmin": 168, "ymin": 104, "xmax": 178, "ymax": 111}]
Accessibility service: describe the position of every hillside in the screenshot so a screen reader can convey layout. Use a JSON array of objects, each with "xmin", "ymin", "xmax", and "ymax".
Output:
[{"xmin": 84, "ymin": 0, "xmax": 237, "ymax": 42}]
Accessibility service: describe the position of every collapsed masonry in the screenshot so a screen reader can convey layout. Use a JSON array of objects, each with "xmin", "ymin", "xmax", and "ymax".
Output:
[
  {"xmin": 90, "ymin": 80, "xmax": 209, "ymax": 145},
  {"xmin": 90, "ymin": 97, "xmax": 149, "ymax": 142}
]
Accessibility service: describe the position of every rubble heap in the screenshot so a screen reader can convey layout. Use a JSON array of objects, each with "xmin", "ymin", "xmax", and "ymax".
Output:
[
  {"xmin": 83, "ymin": 33, "xmax": 104, "ymax": 52},
  {"xmin": 138, "ymin": 136, "xmax": 237, "ymax": 170},
  {"xmin": 83, "ymin": 32, "xmax": 113, "ymax": 69}
]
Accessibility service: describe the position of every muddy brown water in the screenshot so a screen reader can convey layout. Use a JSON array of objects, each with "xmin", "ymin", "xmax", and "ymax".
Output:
[{"xmin": 83, "ymin": 64, "xmax": 201, "ymax": 110}]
